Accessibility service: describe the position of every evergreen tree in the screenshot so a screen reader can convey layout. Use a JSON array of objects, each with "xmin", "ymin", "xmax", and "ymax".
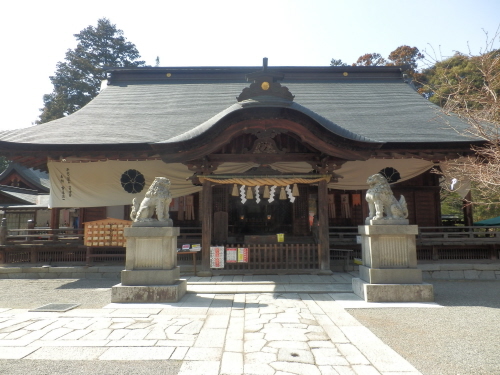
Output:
[
  {"xmin": 353, "ymin": 53, "xmax": 387, "ymax": 66},
  {"xmin": 332, "ymin": 46, "xmax": 424, "ymax": 81},
  {"xmin": 419, "ymin": 52, "xmax": 489, "ymax": 106},
  {"xmin": 427, "ymin": 48, "xmax": 500, "ymax": 204},
  {"xmin": 330, "ymin": 58, "xmax": 348, "ymax": 67},
  {"xmin": 38, "ymin": 18, "xmax": 144, "ymax": 124}
]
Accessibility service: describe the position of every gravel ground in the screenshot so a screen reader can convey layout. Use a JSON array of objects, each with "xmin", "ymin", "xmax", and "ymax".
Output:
[
  {"xmin": 347, "ymin": 280, "xmax": 500, "ymax": 375},
  {"xmin": 0, "ymin": 279, "xmax": 116, "ymax": 309},
  {"xmin": 0, "ymin": 360, "xmax": 181, "ymax": 375}
]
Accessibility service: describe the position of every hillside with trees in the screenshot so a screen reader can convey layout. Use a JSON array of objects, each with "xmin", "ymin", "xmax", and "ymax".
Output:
[{"xmin": 331, "ymin": 39, "xmax": 500, "ymax": 221}]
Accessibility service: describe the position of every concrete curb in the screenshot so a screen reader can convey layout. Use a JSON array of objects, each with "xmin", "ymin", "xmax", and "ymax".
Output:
[
  {"xmin": 418, "ymin": 263, "xmax": 500, "ymax": 280},
  {"xmin": 0, "ymin": 263, "xmax": 499, "ymax": 280}
]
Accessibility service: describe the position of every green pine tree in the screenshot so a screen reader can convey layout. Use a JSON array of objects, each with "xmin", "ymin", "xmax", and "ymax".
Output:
[{"xmin": 38, "ymin": 18, "xmax": 144, "ymax": 124}]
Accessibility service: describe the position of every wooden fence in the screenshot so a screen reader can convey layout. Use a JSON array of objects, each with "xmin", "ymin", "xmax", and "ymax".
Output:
[
  {"xmin": 3, "ymin": 228, "xmax": 84, "ymax": 245},
  {"xmin": 0, "ymin": 224, "xmax": 499, "ymax": 265},
  {"xmin": 327, "ymin": 225, "xmax": 500, "ymax": 261},
  {"xmin": 222, "ymin": 243, "xmax": 319, "ymax": 272},
  {"xmin": 416, "ymin": 226, "xmax": 500, "ymax": 260}
]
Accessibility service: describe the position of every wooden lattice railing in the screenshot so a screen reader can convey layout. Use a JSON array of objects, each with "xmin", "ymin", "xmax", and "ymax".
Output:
[
  {"xmin": 1, "ymin": 225, "xmax": 499, "ymax": 265},
  {"xmin": 222, "ymin": 243, "xmax": 319, "ymax": 272}
]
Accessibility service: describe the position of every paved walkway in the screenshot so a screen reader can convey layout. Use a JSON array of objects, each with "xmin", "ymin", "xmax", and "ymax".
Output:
[{"xmin": 0, "ymin": 272, "xmax": 428, "ymax": 375}]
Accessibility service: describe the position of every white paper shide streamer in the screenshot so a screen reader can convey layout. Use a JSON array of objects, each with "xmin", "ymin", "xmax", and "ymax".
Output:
[
  {"xmin": 240, "ymin": 184, "xmax": 247, "ymax": 204},
  {"xmin": 285, "ymin": 184, "xmax": 295, "ymax": 203},
  {"xmin": 268, "ymin": 185, "xmax": 277, "ymax": 203}
]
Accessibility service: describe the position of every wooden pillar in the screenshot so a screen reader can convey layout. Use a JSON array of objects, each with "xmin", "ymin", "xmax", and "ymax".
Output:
[
  {"xmin": 199, "ymin": 179, "xmax": 213, "ymax": 276},
  {"xmin": 50, "ymin": 208, "xmax": 60, "ymax": 229},
  {"xmin": 318, "ymin": 180, "xmax": 331, "ymax": 273},
  {"xmin": 50, "ymin": 208, "xmax": 60, "ymax": 241}
]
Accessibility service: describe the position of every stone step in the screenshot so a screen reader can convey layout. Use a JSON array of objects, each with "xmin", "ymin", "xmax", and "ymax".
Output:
[{"xmin": 186, "ymin": 283, "xmax": 353, "ymax": 294}]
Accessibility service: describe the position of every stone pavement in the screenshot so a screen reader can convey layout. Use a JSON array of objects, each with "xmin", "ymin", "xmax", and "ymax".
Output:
[{"xmin": 0, "ymin": 273, "xmax": 430, "ymax": 375}]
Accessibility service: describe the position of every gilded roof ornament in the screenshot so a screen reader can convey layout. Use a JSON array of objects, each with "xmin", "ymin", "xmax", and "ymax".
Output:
[{"xmin": 237, "ymin": 58, "xmax": 295, "ymax": 102}]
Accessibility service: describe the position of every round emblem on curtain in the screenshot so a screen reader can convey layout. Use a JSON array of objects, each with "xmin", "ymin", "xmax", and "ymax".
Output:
[
  {"xmin": 378, "ymin": 167, "xmax": 401, "ymax": 183},
  {"xmin": 120, "ymin": 169, "xmax": 146, "ymax": 193}
]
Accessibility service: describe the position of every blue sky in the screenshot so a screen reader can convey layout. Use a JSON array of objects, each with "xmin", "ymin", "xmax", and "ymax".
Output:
[{"xmin": 1, "ymin": 0, "xmax": 499, "ymax": 131}]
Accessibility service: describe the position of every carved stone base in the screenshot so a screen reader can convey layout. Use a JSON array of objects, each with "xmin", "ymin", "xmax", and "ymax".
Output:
[
  {"xmin": 121, "ymin": 267, "xmax": 180, "ymax": 286},
  {"xmin": 354, "ymin": 224, "xmax": 434, "ymax": 302},
  {"xmin": 111, "ymin": 280, "xmax": 187, "ymax": 303},
  {"xmin": 116, "ymin": 226, "xmax": 185, "ymax": 303},
  {"xmin": 132, "ymin": 220, "xmax": 173, "ymax": 227},
  {"xmin": 366, "ymin": 219, "xmax": 409, "ymax": 225},
  {"xmin": 352, "ymin": 278, "xmax": 434, "ymax": 302},
  {"xmin": 359, "ymin": 265, "xmax": 422, "ymax": 284}
]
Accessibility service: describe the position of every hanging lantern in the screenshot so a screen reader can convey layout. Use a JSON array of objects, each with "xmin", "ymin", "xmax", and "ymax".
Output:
[
  {"xmin": 231, "ymin": 184, "xmax": 239, "ymax": 196},
  {"xmin": 292, "ymin": 183, "xmax": 299, "ymax": 197},
  {"xmin": 279, "ymin": 186, "xmax": 286, "ymax": 200},
  {"xmin": 263, "ymin": 186, "xmax": 270, "ymax": 199},
  {"xmin": 247, "ymin": 186, "xmax": 254, "ymax": 199}
]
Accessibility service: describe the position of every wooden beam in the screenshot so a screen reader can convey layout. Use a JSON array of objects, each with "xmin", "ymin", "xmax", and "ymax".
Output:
[
  {"xmin": 155, "ymin": 118, "xmax": 377, "ymax": 163},
  {"xmin": 204, "ymin": 153, "xmax": 321, "ymax": 164}
]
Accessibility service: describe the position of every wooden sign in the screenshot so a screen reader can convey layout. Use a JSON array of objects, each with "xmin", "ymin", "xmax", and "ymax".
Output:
[
  {"xmin": 237, "ymin": 247, "xmax": 249, "ymax": 263},
  {"xmin": 84, "ymin": 218, "xmax": 132, "ymax": 247},
  {"xmin": 226, "ymin": 248, "xmax": 237, "ymax": 263},
  {"xmin": 210, "ymin": 246, "xmax": 225, "ymax": 268}
]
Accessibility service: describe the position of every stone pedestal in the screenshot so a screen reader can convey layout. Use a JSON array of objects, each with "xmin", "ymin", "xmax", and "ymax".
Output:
[
  {"xmin": 352, "ymin": 223, "xmax": 434, "ymax": 302},
  {"xmin": 111, "ymin": 226, "xmax": 187, "ymax": 303}
]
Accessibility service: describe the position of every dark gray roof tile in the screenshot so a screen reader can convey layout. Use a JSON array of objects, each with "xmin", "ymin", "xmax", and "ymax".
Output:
[{"xmin": 0, "ymin": 67, "xmax": 473, "ymax": 146}]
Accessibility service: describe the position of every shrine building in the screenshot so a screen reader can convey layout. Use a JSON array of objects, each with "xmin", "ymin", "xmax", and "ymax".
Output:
[{"xmin": 0, "ymin": 61, "xmax": 479, "ymax": 275}]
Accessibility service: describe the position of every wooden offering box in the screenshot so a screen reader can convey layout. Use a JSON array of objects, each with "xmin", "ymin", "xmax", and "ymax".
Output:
[{"xmin": 84, "ymin": 218, "xmax": 132, "ymax": 247}]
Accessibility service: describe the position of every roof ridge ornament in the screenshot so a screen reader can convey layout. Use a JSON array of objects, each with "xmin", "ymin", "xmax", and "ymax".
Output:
[{"xmin": 236, "ymin": 57, "xmax": 295, "ymax": 102}]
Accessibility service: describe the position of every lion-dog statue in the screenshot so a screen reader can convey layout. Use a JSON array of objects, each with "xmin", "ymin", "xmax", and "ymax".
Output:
[
  {"xmin": 365, "ymin": 173, "xmax": 408, "ymax": 223},
  {"xmin": 130, "ymin": 177, "xmax": 172, "ymax": 224}
]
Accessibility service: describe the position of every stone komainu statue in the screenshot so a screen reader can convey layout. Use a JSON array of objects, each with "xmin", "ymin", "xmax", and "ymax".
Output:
[
  {"xmin": 365, "ymin": 173, "xmax": 408, "ymax": 223},
  {"xmin": 130, "ymin": 177, "xmax": 172, "ymax": 223}
]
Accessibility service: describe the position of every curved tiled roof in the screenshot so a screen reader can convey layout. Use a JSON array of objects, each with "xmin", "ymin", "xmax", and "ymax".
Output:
[
  {"xmin": 0, "ymin": 163, "xmax": 50, "ymax": 192},
  {"xmin": 0, "ymin": 66, "xmax": 473, "ymax": 146},
  {"xmin": 0, "ymin": 185, "xmax": 39, "ymax": 204},
  {"xmin": 162, "ymin": 95, "xmax": 380, "ymax": 144}
]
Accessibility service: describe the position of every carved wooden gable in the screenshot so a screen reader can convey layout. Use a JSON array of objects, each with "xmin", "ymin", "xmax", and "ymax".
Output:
[{"xmin": 216, "ymin": 130, "xmax": 314, "ymax": 156}]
